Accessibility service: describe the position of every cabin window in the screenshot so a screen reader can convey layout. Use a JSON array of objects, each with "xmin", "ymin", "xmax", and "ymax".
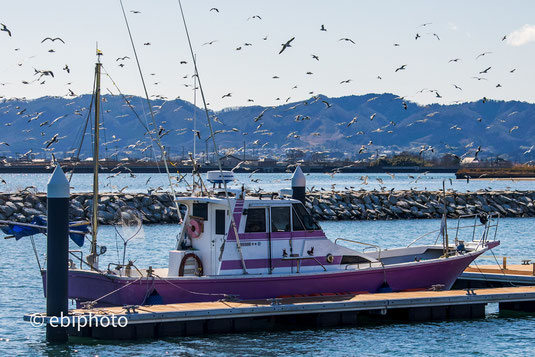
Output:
[
  {"xmin": 192, "ymin": 203, "xmax": 208, "ymax": 220},
  {"xmin": 292, "ymin": 207, "xmax": 305, "ymax": 231},
  {"xmin": 244, "ymin": 208, "xmax": 266, "ymax": 233},
  {"xmin": 341, "ymin": 255, "xmax": 372, "ymax": 264},
  {"xmin": 271, "ymin": 206, "xmax": 291, "ymax": 232},
  {"xmin": 215, "ymin": 210, "xmax": 226, "ymax": 235},
  {"xmin": 292, "ymin": 203, "xmax": 320, "ymax": 230}
]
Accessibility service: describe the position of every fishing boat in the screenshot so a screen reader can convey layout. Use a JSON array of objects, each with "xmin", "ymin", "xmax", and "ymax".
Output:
[
  {"xmin": 35, "ymin": 54, "xmax": 502, "ymax": 308},
  {"xmin": 45, "ymin": 165, "xmax": 500, "ymax": 307},
  {"xmin": 32, "ymin": 42, "xmax": 501, "ymax": 307}
]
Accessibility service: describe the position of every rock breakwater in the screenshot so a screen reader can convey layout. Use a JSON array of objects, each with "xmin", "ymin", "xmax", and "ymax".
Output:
[
  {"xmin": 0, "ymin": 190, "xmax": 534, "ymax": 225},
  {"xmin": 305, "ymin": 191, "xmax": 535, "ymax": 221}
]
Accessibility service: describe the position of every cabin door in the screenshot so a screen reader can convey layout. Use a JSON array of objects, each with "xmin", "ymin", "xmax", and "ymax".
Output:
[{"xmin": 269, "ymin": 206, "xmax": 292, "ymax": 273}]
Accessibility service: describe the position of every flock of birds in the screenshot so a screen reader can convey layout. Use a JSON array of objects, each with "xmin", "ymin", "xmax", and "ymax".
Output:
[{"xmin": 0, "ymin": 6, "xmax": 532, "ymax": 193}]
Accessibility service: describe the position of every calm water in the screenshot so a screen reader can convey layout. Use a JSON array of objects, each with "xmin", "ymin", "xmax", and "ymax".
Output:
[
  {"xmin": 0, "ymin": 172, "xmax": 534, "ymax": 194},
  {"xmin": 1, "ymin": 172, "xmax": 535, "ymax": 356}
]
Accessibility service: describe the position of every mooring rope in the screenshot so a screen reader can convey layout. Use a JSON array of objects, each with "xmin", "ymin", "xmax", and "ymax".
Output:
[
  {"xmin": 81, "ymin": 275, "xmax": 145, "ymax": 308},
  {"xmin": 153, "ymin": 273, "xmax": 236, "ymax": 299}
]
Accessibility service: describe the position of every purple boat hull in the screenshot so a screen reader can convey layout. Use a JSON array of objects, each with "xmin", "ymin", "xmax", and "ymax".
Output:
[{"xmin": 42, "ymin": 242, "xmax": 497, "ymax": 307}]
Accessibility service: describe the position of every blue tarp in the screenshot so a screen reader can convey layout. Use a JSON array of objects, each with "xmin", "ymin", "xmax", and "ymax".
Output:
[{"xmin": 0, "ymin": 216, "xmax": 89, "ymax": 247}]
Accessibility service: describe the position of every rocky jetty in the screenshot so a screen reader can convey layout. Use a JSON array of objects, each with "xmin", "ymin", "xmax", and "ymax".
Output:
[
  {"xmin": 0, "ymin": 192, "xmax": 181, "ymax": 225},
  {"xmin": 304, "ymin": 191, "xmax": 535, "ymax": 221},
  {"xmin": 0, "ymin": 190, "xmax": 534, "ymax": 225}
]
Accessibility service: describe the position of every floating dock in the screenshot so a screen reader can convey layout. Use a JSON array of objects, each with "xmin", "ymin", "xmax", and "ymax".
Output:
[
  {"xmin": 455, "ymin": 263, "xmax": 535, "ymax": 288},
  {"xmin": 25, "ymin": 285, "xmax": 535, "ymax": 340}
]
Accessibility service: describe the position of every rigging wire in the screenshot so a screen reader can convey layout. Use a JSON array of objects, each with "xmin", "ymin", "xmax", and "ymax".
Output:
[
  {"xmin": 99, "ymin": 94, "xmax": 109, "ymax": 160},
  {"xmin": 67, "ymin": 76, "xmax": 97, "ymax": 182},
  {"xmin": 119, "ymin": 0, "xmax": 183, "ymax": 225},
  {"xmin": 101, "ymin": 66, "xmax": 162, "ymax": 166},
  {"xmin": 101, "ymin": 68, "xmax": 150, "ymax": 132},
  {"xmin": 30, "ymin": 235, "xmax": 42, "ymax": 272},
  {"xmin": 176, "ymin": 0, "xmax": 248, "ymax": 274}
]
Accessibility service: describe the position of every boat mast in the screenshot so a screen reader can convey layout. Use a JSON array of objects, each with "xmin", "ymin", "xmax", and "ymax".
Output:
[
  {"xmin": 89, "ymin": 52, "xmax": 102, "ymax": 269},
  {"xmin": 192, "ymin": 54, "xmax": 197, "ymax": 162}
]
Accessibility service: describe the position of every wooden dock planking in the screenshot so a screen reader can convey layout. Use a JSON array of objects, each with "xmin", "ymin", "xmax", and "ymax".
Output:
[
  {"xmin": 61, "ymin": 285, "xmax": 535, "ymax": 323},
  {"xmin": 24, "ymin": 285, "xmax": 535, "ymax": 339},
  {"xmin": 455, "ymin": 263, "xmax": 535, "ymax": 289},
  {"xmin": 464, "ymin": 264, "xmax": 535, "ymax": 276}
]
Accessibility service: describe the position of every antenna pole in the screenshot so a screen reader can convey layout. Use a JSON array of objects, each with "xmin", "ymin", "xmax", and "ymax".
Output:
[
  {"xmin": 442, "ymin": 180, "xmax": 449, "ymax": 257},
  {"xmin": 193, "ymin": 54, "xmax": 197, "ymax": 160}
]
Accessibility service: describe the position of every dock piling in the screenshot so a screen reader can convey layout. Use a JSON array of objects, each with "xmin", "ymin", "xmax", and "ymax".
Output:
[{"xmin": 46, "ymin": 165, "xmax": 70, "ymax": 343}]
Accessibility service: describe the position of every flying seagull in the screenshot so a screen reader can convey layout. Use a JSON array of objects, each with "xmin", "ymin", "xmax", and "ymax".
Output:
[
  {"xmin": 254, "ymin": 108, "xmax": 269, "ymax": 122},
  {"xmin": 279, "ymin": 37, "xmax": 295, "ymax": 54},
  {"xmin": 41, "ymin": 37, "xmax": 65, "ymax": 44},
  {"xmin": 476, "ymin": 51, "xmax": 492, "ymax": 59},
  {"xmin": 0, "ymin": 23, "xmax": 11, "ymax": 37},
  {"xmin": 202, "ymin": 40, "xmax": 218, "ymax": 46},
  {"xmin": 44, "ymin": 134, "xmax": 59, "ymax": 148},
  {"xmin": 395, "ymin": 64, "xmax": 407, "ymax": 72},
  {"xmin": 339, "ymin": 38, "xmax": 355, "ymax": 44}
]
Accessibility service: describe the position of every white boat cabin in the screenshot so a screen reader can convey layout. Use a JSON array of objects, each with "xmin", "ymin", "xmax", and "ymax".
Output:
[{"xmin": 168, "ymin": 194, "xmax": 382, "ymax": 277}]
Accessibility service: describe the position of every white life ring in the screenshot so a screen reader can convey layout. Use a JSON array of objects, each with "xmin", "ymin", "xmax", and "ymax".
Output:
[{"xmin": 179, "ymin": 253, "xmax": 203, "ymax": 276}]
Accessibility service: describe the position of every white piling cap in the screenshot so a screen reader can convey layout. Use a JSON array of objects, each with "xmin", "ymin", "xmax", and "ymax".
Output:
[
  {"xmin": 47, "ymin": 165, "xmax": 70, "ymax": 198},
  {"xmin": 291, "ymin": 165, "xmax": 306, "ymax": 187}
]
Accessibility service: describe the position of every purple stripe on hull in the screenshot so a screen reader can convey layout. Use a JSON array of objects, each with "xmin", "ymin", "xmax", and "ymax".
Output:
[{"xmin": 52, "ymin": 245, "xmax": 493, "ymax": 308}]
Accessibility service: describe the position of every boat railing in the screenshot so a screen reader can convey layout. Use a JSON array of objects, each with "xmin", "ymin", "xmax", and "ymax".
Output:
[
  {"xmin": 407, "ymin": 213, "xmax": 500, "ymax": 248},
  {"xmin": 69, "ymin": 250, "xmax": 84, "ymax": 269},
  {"xmin": 334, "ymin": 238, "xmax": 382, "ymax": 260},
  {"xmin": 452, "ymin": 213, "xmax": 500, "ymax": 250},
  {"xmin": 407, "ymin": 228, "xmax": 441, "ymax": 247},
  {"xmin": 279, "ymin": 256, "xmax": 327, "ymax": 273}
]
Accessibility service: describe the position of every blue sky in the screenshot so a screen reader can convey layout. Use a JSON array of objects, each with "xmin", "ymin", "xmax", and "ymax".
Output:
[{"xmin": 1, "ymin": 0, "xmax": 535, "ymax": 110}]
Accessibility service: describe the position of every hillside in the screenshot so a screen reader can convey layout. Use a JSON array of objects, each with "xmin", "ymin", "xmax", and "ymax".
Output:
[{"xmin": 0, "ymin": 93, "xmax": 533, "ymax": 161}]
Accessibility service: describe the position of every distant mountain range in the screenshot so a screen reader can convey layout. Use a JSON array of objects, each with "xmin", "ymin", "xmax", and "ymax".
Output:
[{"xmin": 0, "ymin": 93, "xmax": 534, "ymax": 161}]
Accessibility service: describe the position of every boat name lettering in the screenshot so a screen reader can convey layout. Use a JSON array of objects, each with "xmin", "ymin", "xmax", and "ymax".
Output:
[{"xmin": 240, "ymin": 242, "xmax": 261, "ymax": 247}]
